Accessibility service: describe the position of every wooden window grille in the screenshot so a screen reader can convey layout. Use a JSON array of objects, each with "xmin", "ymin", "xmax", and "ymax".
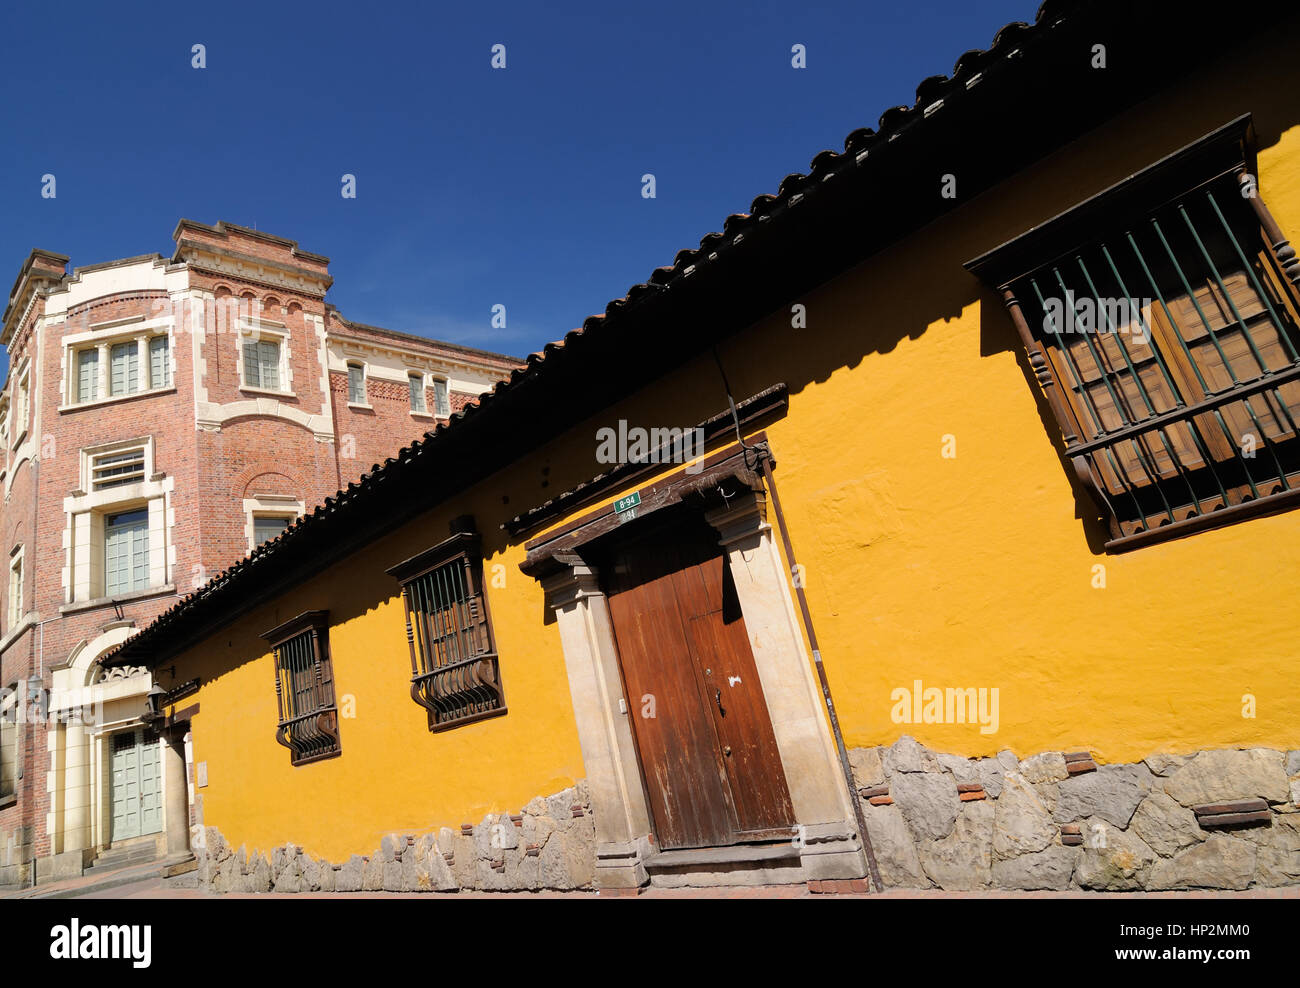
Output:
[
  {"xmin": 967, "ymin": 117, "xmax": 1300, "ymax": 549},
  {"xmin": 386, "ymin": 519, "xmax": 505, "ymax": 732},
  {"xmin": 433, "ymin": 379, "xmax": 450, "ymax": 417},
  {"xmin": 260, "ymin": 611, "xmax": 341, "ymax": 765}
]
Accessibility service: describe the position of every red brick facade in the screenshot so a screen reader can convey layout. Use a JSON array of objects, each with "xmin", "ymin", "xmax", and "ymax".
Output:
[{"xmin": 0, "ymin": 222, "xmax": 518, "ymax": 882}]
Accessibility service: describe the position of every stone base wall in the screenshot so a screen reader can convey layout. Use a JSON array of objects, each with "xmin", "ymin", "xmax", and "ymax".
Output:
[
  {"xmin": 195, "ymin": 783, "xmax": 595, "ymax": 894},
  {"xmin": 0, "ymin": 823, "xmax": 33, "ymax": 887},
  {"xmin": 853, "ymin": 738, "xmax": 1300, "ymax": 891}
]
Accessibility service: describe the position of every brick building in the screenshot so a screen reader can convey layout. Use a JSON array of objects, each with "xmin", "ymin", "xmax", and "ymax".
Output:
[{"xmin": 0, "ymin": 220, "xmax": 519, "ymax": 886}]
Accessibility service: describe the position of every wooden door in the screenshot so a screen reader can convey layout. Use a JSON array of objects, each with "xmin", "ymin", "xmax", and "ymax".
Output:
[
  {"xmin": 110, "ymin": 728, "xmax": 163, "ymax": 844},
  {"xmin": 603, "ymin": 512, "xmax": 795, "ymax": 851},
  {"xmin": 110, "ymin": 730, "xmax": 142, "ymax": 842}
]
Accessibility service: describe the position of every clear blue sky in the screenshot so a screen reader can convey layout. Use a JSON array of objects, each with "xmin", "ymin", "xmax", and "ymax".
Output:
[{"xmin": 0, "ymin": 0, "xmax": 1035, "ymax": 367}]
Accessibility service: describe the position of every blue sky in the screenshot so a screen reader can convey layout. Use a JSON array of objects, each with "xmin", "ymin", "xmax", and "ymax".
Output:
[{"xmin": 0, "ymin": 0, "xmax": 1036, "ymax": 366}]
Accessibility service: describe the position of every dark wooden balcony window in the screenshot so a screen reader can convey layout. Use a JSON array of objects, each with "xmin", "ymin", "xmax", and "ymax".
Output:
[
  {"xmin": 387, "ymin": 518, "xmax": 505, "ymax": 732},
  {"xmin": 967, "ymin": 116, "xmax": 1300, "ymax": 550},
  {"xmin": 261, "ymin": 610, "xmax": 341, "ymax": 765}
]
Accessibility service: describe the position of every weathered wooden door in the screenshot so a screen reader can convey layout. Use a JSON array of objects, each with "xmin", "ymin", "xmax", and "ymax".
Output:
[{"xmin": 603, "ymin": 512, "xmax": 795, "ymax": 850}]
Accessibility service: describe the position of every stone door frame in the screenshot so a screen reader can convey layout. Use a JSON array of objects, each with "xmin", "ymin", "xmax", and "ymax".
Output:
[{"xmin": 523, "ymin": 445, "xmax": 865, "ymax": 888}]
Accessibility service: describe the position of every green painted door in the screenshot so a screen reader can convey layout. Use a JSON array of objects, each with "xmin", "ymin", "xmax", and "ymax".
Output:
[{"xmin": 110, "ymin": 729, "xmax": 163, "ymax": 843}]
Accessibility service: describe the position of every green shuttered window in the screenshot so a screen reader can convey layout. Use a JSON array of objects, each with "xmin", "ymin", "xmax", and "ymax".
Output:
[
  {"xmin": 243, "ymin": 339, "xmax": 281, "ymax": 391},
  {"xmin": 109, "ymin": 342, "xmax": 139, "ymax": 397},
  {"xmin": 104, "ymin": 508, "xmax": 149, "ymax": 596}
]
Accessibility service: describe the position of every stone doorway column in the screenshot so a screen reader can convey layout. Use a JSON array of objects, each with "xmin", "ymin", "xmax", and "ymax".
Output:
[
  {"xmin": 160, "ymin": 723, "xmax": 193, "ymax": 873},
  {"xmin": 540, "ymin": 557, "xmax": 652, "ymax": 889},
  {"xmin": 703, "ymin": 490, "xmax": 866, "ymax": 879}
]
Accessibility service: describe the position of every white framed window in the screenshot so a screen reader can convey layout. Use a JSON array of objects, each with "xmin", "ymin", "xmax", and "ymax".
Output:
[
  {"xmin": 8, "ymin": 546, "xmax": 23, "ymax": 628},
  {"xmin": 243, "ymin": 338, "xmax": 281, "ymax": 391},
  {"xmin": 66, "ymin": 330, "xmax": 172, "ymax": 407},
  {"xmin": 253, "ymin": 514, "xmax": 292, "ymax": 546},
  {"xmin": 408, "ymin": 373, "xmax": 427, "ymax": 414},
  {"xmin": 14, "ymin": 364, "xmax": 29, "ymax": 445},
  {"xmin": 347, "ymin": 362, "xmax": 367, "ymax": 405},
  {"xmin": 77, "ymin": 348, "xmax": 100, "ymax": 402},
  {"xmin": 243, "ymin": 495, "xmax": 304, "ymax": 552},
  {"xmin": 90, "ymin": 445, "xmax": 147, "ymax": 491},
  {"xmin": 0, "ymin": 684, "xmax": 17, "ymax": 803},
  {"xmin": 433, "ymin": 378, "xmax": 450, "ymax": 417},
  {"xmin": 67, "ymin": 438, "xmax": 169, "ymax": 605},
  {"xmin": 109, "ymin": 341, "xmax": 139, "ymax": 396},
  {"xmin": 104, "ymin": 508, "xmax": 149, "ymax": 596},
  {"xmin": 149, "ymin": 335, "xmax": 171, "ymax": 389}
]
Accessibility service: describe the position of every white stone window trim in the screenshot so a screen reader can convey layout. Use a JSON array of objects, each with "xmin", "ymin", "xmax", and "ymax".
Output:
[
  {"xmin": 8, "ymin": 543, "xmax": 24, "ymax": 630},
  {"xmin": 430, "ymin": 374, "xmax": 451, "ymax": 419},
  {"xmin": 60, "ymin": 322, "xmax": 176, "ymax": 411},
  {"xmin": 12, "ymin": 360, "xmax": 30, "ymax": 449},
  {"xmin": 406, "ymin": 369, "xmax": 432, "ymax": 418},
  {"xmin": 64, "ymin": 440, "xmax": 172, "ymax": 605},
  {"xmin": 243, "ymin": 495, "xmax": 304, "ymax": 553},
  {"xmin": 79, "ymin": 436, "xmax": 156, "ymax": 496},
  {"xmin": 0, "ymin": 683, "xmax": 18, "ymax": 808},
  {"xmin": 236, "ymin": 320, "xmax": 295, "ymax": 398},
  {"xmin": 345, "ymin": 361, "xmax": 371, "ymax": 410}
]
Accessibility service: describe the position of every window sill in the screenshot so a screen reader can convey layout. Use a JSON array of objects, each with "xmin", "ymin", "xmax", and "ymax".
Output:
[
  {"xmin": 239, "ymin": 385, "xmax": 297, "ymax": 400},
  {"xmin": 0, "ymin": 793, "xmax": 15, "ymax": 811},
  {"xmin": 1105, "ymin": 487, "xmax": 1300, "ymax": 553},
  {"xmin": 61, "ymin": 583, "xmax": 176, "ymax": 615},
  {"xmin": 59, "ymin": 387, "xmax": 177, "ymax": 414},
  {"xmin": 346, "ymin": 402, "xmax": 373, "ymax": 411},
  {"xmin": 0, "ymin": 611, "xmax": 39, "ymax": 653},
  {"xmin": 410, "ymin": 411, "xmax": 433, "ymax": 419}
]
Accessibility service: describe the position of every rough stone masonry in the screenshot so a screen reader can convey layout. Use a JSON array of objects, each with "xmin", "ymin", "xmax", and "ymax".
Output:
[
  {"xmin": 194, "ymin": 783, "xmax": 595, "ymax": 894},
  {"xmin": 191, "ymin": 743, "xmax": 1300, "ymax": 893},
  {"xmin": 852, "ymin": 738, "xmax": 1300, "ymax": 891}
]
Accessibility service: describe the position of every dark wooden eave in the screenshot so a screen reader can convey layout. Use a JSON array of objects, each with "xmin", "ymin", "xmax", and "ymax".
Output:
[{"xmin": 103, "ymin": 2, "xmax": 1291, "ymax": 668}]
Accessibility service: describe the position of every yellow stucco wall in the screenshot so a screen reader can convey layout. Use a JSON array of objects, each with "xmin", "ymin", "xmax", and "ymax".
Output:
[{"xmin": 168, "ymin": 34, "xmax": 1300, "ymax": 862}]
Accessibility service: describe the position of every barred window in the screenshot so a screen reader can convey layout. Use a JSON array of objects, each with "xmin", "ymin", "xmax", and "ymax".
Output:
[
  {"xmin": 261, "ymin": 611, "xmax": 341, "ymax": 765},
  {"xmin": 433, "ymin": 378, "xmax": 450, "ymax": 417},
  {"xmin": 386, "ymin": 520, "xmax": 505, "ymax": 732},
  {"xmin": 968, "ymin": 117, "xmax": 1300, "ymax": 549}
]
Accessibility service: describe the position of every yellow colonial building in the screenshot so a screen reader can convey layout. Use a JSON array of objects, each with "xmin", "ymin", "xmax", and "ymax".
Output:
[{"xmin": 105, "ymin": 2, "xmax": 1300, "ymax": 892}]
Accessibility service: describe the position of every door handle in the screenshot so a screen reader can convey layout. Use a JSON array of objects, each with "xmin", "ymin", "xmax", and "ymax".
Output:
[{"xmin": 714, "ymin": 688, "xmax": 725, "ymax": 716}]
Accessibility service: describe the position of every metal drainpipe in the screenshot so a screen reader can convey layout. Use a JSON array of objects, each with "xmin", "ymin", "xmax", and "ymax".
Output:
[{"xmin": 755, "ymin": 449, "xmax": 883, "ymax": 892}]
